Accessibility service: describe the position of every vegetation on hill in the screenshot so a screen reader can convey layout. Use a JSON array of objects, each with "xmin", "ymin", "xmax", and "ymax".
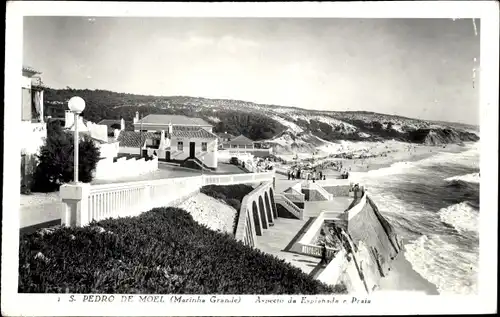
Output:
[
  {"xmin": 19, "ymin": 207, "xmax": 345, "ymax": 294},
  {"xmin": 43, "ymin": 88, "xmax": 479, "ymax": 144}
]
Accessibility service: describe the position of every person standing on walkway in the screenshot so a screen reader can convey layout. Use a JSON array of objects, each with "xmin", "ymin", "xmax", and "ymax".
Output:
[{"xmin": 288, "ymin": 170, "xmax": 291, "ymax": 180}]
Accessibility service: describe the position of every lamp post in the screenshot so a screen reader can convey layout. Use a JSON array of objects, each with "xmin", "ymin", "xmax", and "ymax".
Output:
[{"xmin": 68, "ymin": 96, "xmax": 86, "ymax": 183}]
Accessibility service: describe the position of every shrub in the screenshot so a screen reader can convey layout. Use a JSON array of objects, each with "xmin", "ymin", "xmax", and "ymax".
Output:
[
  {"xmin": 19, "ymin": 207, "xmax": 345, "ymax": 294},
  {"xmin": 31, "ymin": 124, "xmax": 101, "ymax": 192}
]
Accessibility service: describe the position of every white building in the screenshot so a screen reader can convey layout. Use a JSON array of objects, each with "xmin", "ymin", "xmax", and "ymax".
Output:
[
  {"xmin": 20, "ymin": 67, "xmax": 46, "ymax": 190},
  {"xmin": 133, "ymin": 112, "xmax": 213, "ymax": 133},
  {"xmin": 118, "ymin": 113, "xmax": 218, "ymax": 170}
]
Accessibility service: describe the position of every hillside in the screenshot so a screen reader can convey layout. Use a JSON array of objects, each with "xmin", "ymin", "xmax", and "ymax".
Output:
[{"xmin": 44, "ymin": 88, "xmax": 479, "ymax": 146}]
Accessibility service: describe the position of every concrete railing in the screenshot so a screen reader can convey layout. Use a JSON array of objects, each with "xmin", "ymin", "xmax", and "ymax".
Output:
[
  {"xmin": 274, "ymin": 194, "xmax": 303, "ymax": 220},
  {"xmin": 346, "ymin": 192, "xmax": 367, "ymax": 220},
  {"xmin": 304, "ymin": 182, "xmax": 334, "ymax": 200},
  {"xmin": 234, "ymin": 181, "xmax": 274, "ymax": 247},
  {"xmin": 61, "ymin": 171, "xmax": 275, "ymax": 227},
  {"xmin": 301, "ymin": 243, "xmax": 338, "ymax": 259},
  {"xmin": 315, "ymin": 179, "xmax": 352, "ymax": 187},
  {"xmin": 202, "ymin": 171, "xmax": 275, "ymax": 186}
]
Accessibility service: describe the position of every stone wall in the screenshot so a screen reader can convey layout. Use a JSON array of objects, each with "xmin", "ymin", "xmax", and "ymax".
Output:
[{"xmin": 323, "ymin": 185, "xmax": 351, "ymax": 197}]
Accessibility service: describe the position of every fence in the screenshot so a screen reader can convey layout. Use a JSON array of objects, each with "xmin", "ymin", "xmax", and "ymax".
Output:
[{"xmin": 60, "ymin": 171, "xmax": 276, "ymax": 227}]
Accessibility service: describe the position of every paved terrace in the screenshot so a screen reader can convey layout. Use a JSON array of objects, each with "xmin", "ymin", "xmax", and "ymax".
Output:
[{"xmin": 255, "ymin": 176, "xmax": 355, "ymax": 276}]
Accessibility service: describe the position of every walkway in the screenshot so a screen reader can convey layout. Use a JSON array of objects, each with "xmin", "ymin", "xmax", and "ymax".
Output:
[
  {"xmin": 92, "ymin": 162, "xmax": 243, "ymax": 185},
  {"xmin": 256, "ymin": 217, "xmax": 320, "ymax": 275}
]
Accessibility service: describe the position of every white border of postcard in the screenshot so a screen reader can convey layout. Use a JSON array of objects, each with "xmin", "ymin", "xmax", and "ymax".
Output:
[{"xmin": 3, "ymin": 1, "xmax": 499, "ymax": 316}]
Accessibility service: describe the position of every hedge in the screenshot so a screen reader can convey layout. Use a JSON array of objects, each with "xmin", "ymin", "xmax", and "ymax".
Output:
[
  {"xmin": 200, "ymin": 185, "xmax": 254, "ymax": 235},
  {"xmin": 19, "ymin": 207, "xmax": 346, "ymax": 294}
]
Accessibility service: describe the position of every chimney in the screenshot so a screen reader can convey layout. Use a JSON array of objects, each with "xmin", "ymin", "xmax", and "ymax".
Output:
[
  {"xmin": 120, "ymin": 118, "xmax": 125, "ymax": 131},
  {"xmin": 133, "ymin": 111, "xmax": 139, "ymax": 124},
  {"xmin": 64, "ymin": 110, "xmax": 73, "ymax": 129}
]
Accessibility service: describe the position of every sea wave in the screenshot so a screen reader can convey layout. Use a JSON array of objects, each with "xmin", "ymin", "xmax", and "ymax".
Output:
[
  {"xmin": 438, "ymin": 202, "xmax": 479, "ymax": 234},
  {"xmin": 445, "ymin": 172, "xmax": 480, "ymax": 185},
  {"xmin": 404, "ymin": 235, "xmax": 478, "ymax": 295}
]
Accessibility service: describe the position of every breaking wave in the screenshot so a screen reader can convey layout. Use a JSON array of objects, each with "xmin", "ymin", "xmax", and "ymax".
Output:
[
  {"xmin": 445, "ymin": 172, "xmax": 480, "ymax": 185},
  {"xmin": 405, "ymin": 235, "xmax": 478, "ymax": 295},
  {"xmin": 438, "ymin": 202, "xmax": 479, "ymax": 234}
]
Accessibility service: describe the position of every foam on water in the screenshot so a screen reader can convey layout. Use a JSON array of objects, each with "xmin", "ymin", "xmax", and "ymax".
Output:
[
  {"xmin": 445, "ymin": 172, "xmax": 480, "ymax": 184},
  {"xmin": 351, "ymin": 143, "xmax": 480, "ymax": 295},
  {"xmin": 438, "ymin": 202, "xmax": 479, "ymax": 234},
  {"xmin": 405, "ymin": 235, "xmax": 478, "ymax": 295}
]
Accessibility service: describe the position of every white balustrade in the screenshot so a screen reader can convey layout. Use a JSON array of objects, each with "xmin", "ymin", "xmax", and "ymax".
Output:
[{"xmin": 61, "ymin": 171, "xmax": 276, "ymax": 227}]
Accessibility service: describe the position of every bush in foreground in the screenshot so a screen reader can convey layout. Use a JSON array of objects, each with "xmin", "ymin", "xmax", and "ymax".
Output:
[
  {"xmin": 200, "ymin": 185, "xmax": 254, "ymax": 234},
  {"xmin": 19, "ymin": 207, "xmax": 346, "ymax": 294}
]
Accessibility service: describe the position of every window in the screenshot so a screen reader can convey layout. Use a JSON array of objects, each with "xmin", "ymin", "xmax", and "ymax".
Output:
[
  {"xmin": 177, "ymin": 141, "xmax": 183, "ymax": 151},
  {"xmin": 202, "ymin": 142, "xmax": 207, "ymax": 152}
]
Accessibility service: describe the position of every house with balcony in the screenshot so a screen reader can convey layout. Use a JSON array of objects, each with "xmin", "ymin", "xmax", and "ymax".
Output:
[
  {"xmin": 116, "ymin": 113, "xmax": 218, "ymax": 170},
  {"xmin": 20, "ymin": 67, "xmax": 46, "ymax": 190}
]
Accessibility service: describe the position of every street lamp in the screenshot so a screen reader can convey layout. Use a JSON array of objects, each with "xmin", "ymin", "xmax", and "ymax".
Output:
[{"xmin": 68, "ymin": 96, "xmax": 86, "ymax": 183}]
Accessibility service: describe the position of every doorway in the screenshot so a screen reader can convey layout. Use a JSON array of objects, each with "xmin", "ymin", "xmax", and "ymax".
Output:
[{"xmin": 189, "ymin": 142, "xmax": 195, "ymax": 158}]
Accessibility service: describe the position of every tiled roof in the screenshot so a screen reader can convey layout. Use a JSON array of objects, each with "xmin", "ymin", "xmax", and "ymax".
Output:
[
  {"xmin": 22, "ymin": 66, "xmax": 41, "ymax": 75},
  {"xmin": 171, "ymin": 129, "xmax": 217, "ymax": 139},
  {"xmin": 117, "ymin": 131, "xmax": 158, "ymax": 147},
  {"xmin": 136, "ymin": 114, "xmax": 211, "ymax": 126},
  {"xmin": 66, "ymin": 131, "xmax": 108, "ymax": 144},
  {"xmin": 98, "ymin": 119, "xmax": 121, "ymax": 127},
  {"xmin": 217, "ymin": 132, "xmax": 235, "ymax": 139},
  {"xmin": 227, "ymin": 135, "xmax": 254, "ymax": 145}
]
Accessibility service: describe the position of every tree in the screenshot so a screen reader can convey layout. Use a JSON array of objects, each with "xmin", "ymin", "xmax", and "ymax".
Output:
[{"xmin": 32, "ymin": 124, "xmax": 101, "ymax": 192}]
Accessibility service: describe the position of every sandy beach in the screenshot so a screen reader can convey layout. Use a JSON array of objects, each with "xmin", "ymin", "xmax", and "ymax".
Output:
[
  {"xmin": 276, "ymin": 140, "xmax": 468, "ymax": 176},
  {"xmin": 377, "ymin": 251, "xmax": 440, "ymax": 295}
]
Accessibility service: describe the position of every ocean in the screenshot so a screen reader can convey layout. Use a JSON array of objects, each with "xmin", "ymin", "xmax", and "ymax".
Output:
[{"xmin": 350, "ymin": 142, "xmax": 480, "ymax": 295}]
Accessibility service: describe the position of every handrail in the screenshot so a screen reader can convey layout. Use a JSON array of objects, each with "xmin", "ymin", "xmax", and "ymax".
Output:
[
  {"xmin": 235, "ymin": 181, "xmax": 274, "ymax": 247},
  {"xmin": 68, "ymin": 171, "xmax": 276, "ymax": 227},
  {"xmin": 310, "ymin": 182, "xmax": 334, "ymax": 200},
  {"xmin": 274, "ymin": 193, "xmax": 302, "ymax": 219}
]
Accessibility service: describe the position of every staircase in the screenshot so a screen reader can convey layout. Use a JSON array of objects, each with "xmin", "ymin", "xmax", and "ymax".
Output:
[
  {"xmin": 305, "ymin": 182, "xmax": 333, "ymax": 200},
  {"xmin": 274, "ymin": 194, "xmax": 303, "ymax": 220}
]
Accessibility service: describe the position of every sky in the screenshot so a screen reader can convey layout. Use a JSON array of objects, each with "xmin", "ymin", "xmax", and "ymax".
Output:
[{"xmin": 24, "ymin": 17, "xmax": 480, "ymax": 125}]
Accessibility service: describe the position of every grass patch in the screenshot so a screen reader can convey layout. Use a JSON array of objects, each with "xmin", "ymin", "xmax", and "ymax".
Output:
[
  {"xmin": 19, "ymin": 207, "xmax": 346, "ymax": 294},
  {"xmin": 200, "ymin": 184, "xmax": 254, "ymax": 235}
]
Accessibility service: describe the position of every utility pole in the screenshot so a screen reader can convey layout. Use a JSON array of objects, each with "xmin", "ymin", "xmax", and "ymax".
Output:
[{"xmin": 139, "ymin": 113, "xmax": 143, "ymax": 158}]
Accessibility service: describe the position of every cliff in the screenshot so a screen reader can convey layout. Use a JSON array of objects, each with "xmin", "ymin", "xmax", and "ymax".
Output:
[{"xmin": 407, "ymin": 128, "xmax": 479, "ymax": 145}]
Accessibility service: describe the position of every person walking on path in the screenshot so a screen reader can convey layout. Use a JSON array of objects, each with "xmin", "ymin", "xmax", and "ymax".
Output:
[{"xmin": 288, "ymin": 170, "xmax": 291, "ymax": 180}]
